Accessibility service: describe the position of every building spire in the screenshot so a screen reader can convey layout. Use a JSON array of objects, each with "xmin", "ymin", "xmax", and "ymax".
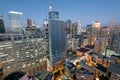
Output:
[{"xmin": 49, "ymin": 3, "xmax": 53, "ymax": 11}]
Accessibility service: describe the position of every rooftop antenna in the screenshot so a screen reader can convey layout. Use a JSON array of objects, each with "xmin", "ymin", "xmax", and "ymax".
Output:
[{"xmin": 49, "ymin": 2, "xmax": 53, "ymax": 11}]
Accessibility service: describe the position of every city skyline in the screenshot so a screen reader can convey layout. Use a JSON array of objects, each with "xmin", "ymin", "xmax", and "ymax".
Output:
[{"xmin": 0, "ymin": 0, "xmax": 120, "ymax": 29}]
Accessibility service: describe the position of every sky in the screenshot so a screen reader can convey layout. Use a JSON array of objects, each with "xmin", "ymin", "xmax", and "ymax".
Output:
[{"xmin": 0, "ymin": 0, "xmax": 120, "ymax": 29}]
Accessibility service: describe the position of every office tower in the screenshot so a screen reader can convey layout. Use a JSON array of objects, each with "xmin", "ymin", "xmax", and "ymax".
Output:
[
  {"xmin": 92, "ymin": 21, "xmax": 101, "ymax": 43},
  {"xmin": 26, "ymin": 18, "xmax": 32, "ymax": 27},
  {"xmin": 100, "ymin": 26, "xmax": 109, "ymax": 37},
  {"xmin": 92, "ymin": 21, "xmax": 101, "ymax": 35},
  {"xmin": 108, "ymin": 27, "xmax": 118, "ymax": 50},
  {"xmin": 77, "ymin": 20, "xmax": 82, "ymax": 35},
  {"xmin": 94, "ymin": 38, "xmax": 106, "ymax": 54},
  {"xmin": 109, "ymin": 20, "xmax": 115, "ymax": 32},
  {"xmin": 86, "ymin": 25, "xmax": 92, "ymax": 34},
  {"xmin": 86, "ymin": 25, "xmax": 93, "ymax": 45},
  {"xmin": 0, "ymin": 15, "xmax": 5, "ymax": 33},
  {"xmin": 71, "ymin": 22, "xmax": 77, "ymax": 38},
  {"xmin": 46, "ymin": 4, "xmax": 67, "ymax": 71},
  {"xmin": 93, "ymin": 21, "xmax": 101, "ymax": 30},
  {"xmin": 65, "ymin": 20, "xmax": 72, "ymax": 51},
  {"xmin": 26, "ymin": 19, "xmax": 40, "ymax": 35},
  {"xmin": 8, "ymin": 11, "xmax": 23, "ymax": 34},
  {"xmin": 65, "ymin": 20, "xmax": 72, "ymax": 35},
  {"xmin": 116, "ymin": 25, "xmax": 120, "ymax": 55}
]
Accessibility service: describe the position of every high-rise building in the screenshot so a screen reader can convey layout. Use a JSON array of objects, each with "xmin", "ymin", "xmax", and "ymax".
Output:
[
  {"xmin": 0, "ymin": 15, "xmax": 5, "ymax": 33},
  {"xmin": 86, "ymin": 25, "xmax": 93, "ymax": 45},
  {"xmin": 71, "ymin": 22, "xmax": 77, "ymax": 38},
  {"xmin": 8, "ymin": 11, "xmax": 23, "ymax": 34},
  {"xmin": 93, "ymin": 21, "xmax": 101, "ymax": 31},
  {"xmin": 116, "ymin": 25, "xmax": 120, "ymax": 55},
  {"xmin": 0, "ymin": 34, "xmax": 47, "ymax": 76},
  {"xmin": 26, "ymin": 19, "xmax": 40, "ymax": 35},
  {"xmin": 45, "ymin": 4, "xmax": 67, "ymax": 71},
  {"xmin": 92, "ymin": 21, "xmax": 101, "ymax": 44},
  {"xmin": 77, "ymin": 20, "xmax": 82, "ymax": 35},
  {"xmin": 94, "ymin": 38, "xmax": 106, "ymax": 54},
  {"xmin": 65, "ymin": 20, "xmax": 72, "ymax": 51},
  {"xmin": 86, "ymin": 25, "xmax": 92, "ymax": 34},
  {"xmin": 26, "ymin": 18, "xmax": 32, "ymax": 27},
  {"xmin": 109, "ymin": 20, "xmax": 115, "ymax": 33},
  {"xmin": 65, "ymin": 20, "xmax": 72, "ymax": 35}
]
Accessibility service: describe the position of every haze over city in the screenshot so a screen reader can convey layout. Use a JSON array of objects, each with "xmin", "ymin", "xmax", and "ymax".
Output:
[{"xmin": 0, "ymin": 0, "xmax": 120, "ymax": 28}]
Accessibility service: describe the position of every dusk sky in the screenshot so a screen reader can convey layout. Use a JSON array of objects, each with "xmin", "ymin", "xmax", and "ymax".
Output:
[{"xmin": 0, "ymin": 0, "xmax": 120, "ymax": 29}]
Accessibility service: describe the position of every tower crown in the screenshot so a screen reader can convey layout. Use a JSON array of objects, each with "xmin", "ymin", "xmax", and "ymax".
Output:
[{"xmin": 49, "ymin": 4, "xmax": 53, "ymax": 11}]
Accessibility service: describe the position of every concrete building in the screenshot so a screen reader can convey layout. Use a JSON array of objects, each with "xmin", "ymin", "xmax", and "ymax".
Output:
[
  {"xmin": 72, "ymin": 38, "xmax": 80, "ymax": 51},
  {"xmin": 108, "ymin": 64, "xmax": 120, "ymax": 80},
  {"xmin": 71, "ymin": 23, "xmax": 77, "ymax": 38},
  {"xmin": 100, "ymin": 26, "xmax": 109, "ymax": 37},
  {"xmin": 63, "ymin": 62, "xmax": 76, "ymax": 79},
  {"xmin": 34, "ymin": 71, "xmax": 53, "ymax": 80},
  {"xmin": 108, "ymin": 26, "xmax": 119, "ymax": 52},
  {"xmin": 65, "ymin": 20, "xmax": 72, "ymax": 35},
  {"xmin": 26, "ymin": 19, "xmax": 40, "ymax": 35},
  {"xmin": 76, "ymin": 68, "xmax": 94, "ymax": 80},
  {"xmin": 94, "ymin": 38, "xmax": 106, "ymax": 54},
  {"xmin": 92, "ymin": 21, "xmax": 101, "ymax": 43},
  {"xmin": 0, "ymin": 15, "xmax": 5, "ymax": 33},
  {"xmin": 0, "ymin": 34, "xmax": 47, "ymax": 76},
  {"xmin": 116, "ymin": 25, "xmax": 120, "ymax": 55},
  {"xmin": 8, "ymin": 11, "xmax": 23, "ymax": 34},
  {"xmin": 77, "ymin": 20, "xmax": 82, "ymax": 35}
]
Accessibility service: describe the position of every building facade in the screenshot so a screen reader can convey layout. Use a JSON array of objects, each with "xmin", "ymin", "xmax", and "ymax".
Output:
[
  {"xmin": 0, "ymin": 34, "xmax": 47, "ymax": 76},
  {"xmin": 0, "ymin": 15, "xmax": 5, "ymax": 33},
  {"xmin": 8, "ymin": 11, "xmax": 23, "ymax": 34},
  {"xmin": 44, "ymin": 5, "xmax": 67, "ymax": 71}
]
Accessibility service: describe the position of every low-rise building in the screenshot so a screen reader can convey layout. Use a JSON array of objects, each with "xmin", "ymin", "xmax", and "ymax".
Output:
[
  {"xmin": 108, "ymin": 64, "xmax": 120, "ymax": 80},
  {"xmin": 76, "ymin": 68, "xmax": 94, "ymax": 80},
  {"xmin": 34, "ymin": 71, "xmax": 53, "ymax": 80},
  {"xmin": 76, "ymin": 48, "xmax": 90, "ymax": 57},
  {"xmin": 63, "ymin": 62, "xmax": 76, "ymax": 78}
]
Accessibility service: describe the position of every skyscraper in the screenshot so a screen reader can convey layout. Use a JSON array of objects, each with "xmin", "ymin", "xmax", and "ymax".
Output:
[
  {"xmin": 26, "ymin": 18, "xmax": 32, "ymax": 27},
  {"xmin": 77, "ymin": 20, "xmax": 82, "ymax": 35},
  {"xmin": 8, "ymin": 11, "xmax": 23, "ymax": 34},
  {"xmin": 0, "ymin": 15, "xmax": 5, "ymax": 33},
  {"xmin": 45, "ymin": 4, "xmax": 67, "ymax": 71}
]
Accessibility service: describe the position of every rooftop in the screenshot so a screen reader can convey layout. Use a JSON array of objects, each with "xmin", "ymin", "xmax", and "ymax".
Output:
[
  {"xmin": 77, "ymin": 68, "xmax": 93, "ymax": 75},
  {"xmin": 35, "ymin": 71, "xmax": 53, "ymax": 80},
  {"xmin": 78, "ymin": 60, "xmax": 95, "ymax": 73},
  {"xmin": 95, "ymin": 63, "xmax": 107, "ymax": 73},
  {"xmin": 108, "ymin": 64, "xmax": 120, "ymax": 75},
  {"xmin": 76, "ymin": 48, "xmax": 90, "ymax": 53},
  {"xmin": 8, "ymin": 11, "xmax": 23, "ymax": 15},
  {"xmin": 85, "ymin": 45, "xmax": 94, "ymax": 49}
]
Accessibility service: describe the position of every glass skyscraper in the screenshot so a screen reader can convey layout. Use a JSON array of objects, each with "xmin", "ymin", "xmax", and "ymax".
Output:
[
  {"xmin": 8, "ymin": 11, "xmax": 23, "ymax": 34},
  {"xmin": 45, "ymin": 5, "xmax": 67, "ymax": 71}
]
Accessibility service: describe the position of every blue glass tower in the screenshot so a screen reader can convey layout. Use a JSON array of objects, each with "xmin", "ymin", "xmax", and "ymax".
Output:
[{"xmin": 46, "ymin": 4, "xmax": 67, "ymax": 71}]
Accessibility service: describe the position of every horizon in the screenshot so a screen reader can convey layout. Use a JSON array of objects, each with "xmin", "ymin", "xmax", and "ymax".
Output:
[{"xmin": 0, "ymin": 0, "xmax": 120, "ymax": 29}]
